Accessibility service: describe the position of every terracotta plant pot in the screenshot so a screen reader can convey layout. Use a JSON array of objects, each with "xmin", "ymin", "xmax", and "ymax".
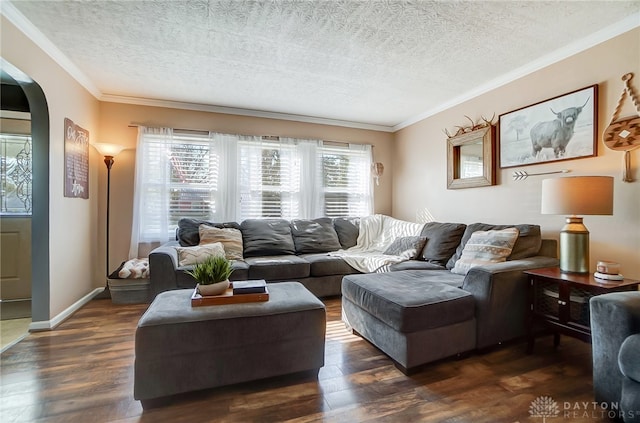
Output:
[{"xmin": 197, "ymin": 280, "xmax": 229, "ymax": 296}]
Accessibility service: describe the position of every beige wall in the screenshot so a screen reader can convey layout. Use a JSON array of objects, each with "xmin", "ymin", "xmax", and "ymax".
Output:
[
  {"xmin": 394, "ymin": 28, "xmax": 640, "ymax": 279},
  {"xmin": 1, "ymin": 16, "xmax": 101, "ymax": 318},
  {"xmin": 98, "ymin": 102, "xmax": 394, "ymax": 277}
]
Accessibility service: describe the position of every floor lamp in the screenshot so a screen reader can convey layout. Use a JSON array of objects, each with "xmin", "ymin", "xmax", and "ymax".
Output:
[{"xmin": 93, "ymin": 143, "xmax": 125, "ymax": 299}]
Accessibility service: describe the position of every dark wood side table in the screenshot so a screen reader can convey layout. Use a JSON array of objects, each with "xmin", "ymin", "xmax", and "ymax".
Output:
[{"xmin": 525, "ymin": 267, "xmax": 639, "ymax": 353}]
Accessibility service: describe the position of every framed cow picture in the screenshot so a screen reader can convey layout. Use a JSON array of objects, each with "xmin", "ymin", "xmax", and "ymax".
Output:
[{"xmin": 498, "ymin": 85, "xmax": 598, "ymax": 168}]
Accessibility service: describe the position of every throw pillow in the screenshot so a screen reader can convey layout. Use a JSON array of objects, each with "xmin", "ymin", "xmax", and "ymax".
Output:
[
  {"xmin": 333, "ymin": 217, "xmax": 360, "ymax": 249},
  {"xmin": 419, "ymin": 222, "xmax": 467, "ymax": 266},
  {"xmin": 175, "ymin": 242, "xmax": 225, "ymax": 267},
  {"xmin": 176, "ymin": 218, "xmax": 241, "ymax": 246},
  {"xmin": 240, "ymin": 219, "xmax": 296, "ymax": 257},
  {"xmin": 290, "ymin": 218, "xmax": 342, "ymax": 254},
  {"xmin": 383, "ymin": 236, "xmax": 428, "ymax": 259},
  {"xmin": 199, "ymin": 225, "xmax": 244, "ymax": 260},
  {"xmin": 451, "ymin": 228, "xmax": 520, "ymax": 276},
  {"xmin": 446, "ymin": 223, "xmax": 541, "ymax": 269}
]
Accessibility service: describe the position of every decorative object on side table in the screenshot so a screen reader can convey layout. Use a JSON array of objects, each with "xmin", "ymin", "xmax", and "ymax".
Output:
[
  {"xmin": 594, "ymin": 260, "xmax": 624, "ymax": 281},
  {"xmin": 541, "ymin": 176, "xmax": 613, "ymax": 273},
  {"xmin": 499, "ymin": 85, "xmax": 597, "ymax": 168},
  {"xmin": 187, "ymin": 255, "xmax": 234, "ymax": 296}
]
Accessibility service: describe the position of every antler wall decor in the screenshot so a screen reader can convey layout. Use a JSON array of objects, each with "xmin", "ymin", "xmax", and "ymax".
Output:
[{"xmin": 443, "ymin": 113, "xmax": 496, "ymax": 138}]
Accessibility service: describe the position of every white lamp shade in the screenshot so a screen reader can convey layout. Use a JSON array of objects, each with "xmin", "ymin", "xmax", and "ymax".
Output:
[
  {"xmin": 93, "ymin": 143, "xmax": 125, "ymax": 157},
  {"xmin": 541, "ymin": 176, "xmax": 614, "ymax": 216}
]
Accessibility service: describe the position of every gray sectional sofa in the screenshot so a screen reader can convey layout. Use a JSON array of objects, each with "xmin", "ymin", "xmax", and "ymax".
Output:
[
  {"xmin": 149, "ymin": 217, "xmax": 362, "ymax": 298},
  {"xmin": 148, "ymin": 217, "xmax": 559, "ymax": 371}
]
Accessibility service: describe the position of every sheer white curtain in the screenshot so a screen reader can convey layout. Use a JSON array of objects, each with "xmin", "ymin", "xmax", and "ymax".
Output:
[
  {"xmin": 211, "ymin": 132, "xmax": 240, "ymax": 222},
  {"xmin": 128, "ymin": 126, "xmax": 173, "ymax": 258},
  {"xmin": 293, "ymin": 138, "xmax": 324, "ymax": 219}
]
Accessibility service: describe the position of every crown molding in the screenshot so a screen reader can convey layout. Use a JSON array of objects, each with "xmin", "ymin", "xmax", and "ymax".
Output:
[
  {"xmin": 101, "ymin": 94, "xmax": 395, "ymax": 132},
  {"xmin": 394, "ymin": 12, "xmax": 640, "ymax": 132},
  {"xmin": 1, "ymin": 0, "xmax": 102, "ymax": 99}
]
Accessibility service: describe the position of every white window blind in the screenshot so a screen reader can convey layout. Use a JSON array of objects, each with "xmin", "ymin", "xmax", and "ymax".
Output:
[
  {"xmin": 321, "ymin": 143, "xmax": 373, "ymax": 217},
  {"xmin": 130, "ymin": 129, "xmax": 373, "ymax": 256},
  {"xmin": 238, "ymin": 138, "xmax": 301, "ymax": 220}
]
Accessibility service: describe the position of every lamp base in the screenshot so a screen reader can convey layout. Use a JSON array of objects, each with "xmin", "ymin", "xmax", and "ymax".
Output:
[
  {"xmin": 559, "ymin": 216, "xmax": 590, "ymax": 273},
  {"xmin": 93, "ymin": 284, "xmax": 111, "ymax": 300}
]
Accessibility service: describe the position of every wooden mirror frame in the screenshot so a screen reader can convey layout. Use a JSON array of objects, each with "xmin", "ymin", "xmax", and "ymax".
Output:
[{"xmin": 447, "ymin": 126, "xmax": 496, "ymax": 189}]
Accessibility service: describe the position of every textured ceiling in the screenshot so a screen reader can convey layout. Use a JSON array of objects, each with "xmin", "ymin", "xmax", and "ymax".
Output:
[{"xmin": 7, "ymin": 0, "xmax": 640, "ymax": 129}]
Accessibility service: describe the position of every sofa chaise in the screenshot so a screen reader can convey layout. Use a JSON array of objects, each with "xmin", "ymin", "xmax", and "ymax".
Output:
[{"xmin": 341, "ymin": 222, "xmax": 558, "ymax": 373}]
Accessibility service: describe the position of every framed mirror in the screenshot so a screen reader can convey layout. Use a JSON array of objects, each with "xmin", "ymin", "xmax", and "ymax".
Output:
[{"xmin": 447, "ymin": 126, "xmax": 495, "ymax": 189}]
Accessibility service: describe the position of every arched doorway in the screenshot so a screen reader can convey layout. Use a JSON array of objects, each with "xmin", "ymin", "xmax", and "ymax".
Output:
[{"xmin": 1, "ymin": 58, "xmax": 50, "ymax": 329}]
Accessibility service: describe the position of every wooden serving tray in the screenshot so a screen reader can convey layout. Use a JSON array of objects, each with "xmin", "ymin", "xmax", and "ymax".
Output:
[{"xmin": 191, "ymin": 286, "xmax": 269, "ymax": 307}]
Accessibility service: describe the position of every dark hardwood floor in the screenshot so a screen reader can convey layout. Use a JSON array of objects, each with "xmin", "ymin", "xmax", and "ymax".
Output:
[{"xmin": 0, "ymin": 297, "xmax": 607, "ymax": 422}]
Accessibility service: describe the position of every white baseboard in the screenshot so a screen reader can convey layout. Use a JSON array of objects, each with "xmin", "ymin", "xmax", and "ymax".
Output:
[{"xmin": 29, "ymin": 288, "xmax": 104, "ymax": 331}]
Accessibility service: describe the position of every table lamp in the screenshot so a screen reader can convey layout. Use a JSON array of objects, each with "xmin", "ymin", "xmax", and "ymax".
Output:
[{"xmin": 541, "ymin": 176, "xmax": 613, "ymax": 273}]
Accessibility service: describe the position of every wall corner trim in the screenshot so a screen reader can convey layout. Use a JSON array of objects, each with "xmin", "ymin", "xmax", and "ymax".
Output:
[{"xmin": 28, "ymin": 288, "xmax": 104, "ymax": 331}]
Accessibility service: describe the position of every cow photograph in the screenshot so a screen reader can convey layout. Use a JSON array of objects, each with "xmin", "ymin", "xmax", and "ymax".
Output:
[{"xmin": 498, "ymin": 85, "xmax": 597, "ymax": 168}]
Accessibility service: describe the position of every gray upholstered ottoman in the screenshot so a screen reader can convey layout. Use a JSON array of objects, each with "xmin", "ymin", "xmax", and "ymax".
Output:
[
  {"xmin": 134, "ymin": 282, "xmax": 326, "ymax": 404},
  {"xmin": 342, "ymin": 271, "xmax": 476, "ymax": 374}
]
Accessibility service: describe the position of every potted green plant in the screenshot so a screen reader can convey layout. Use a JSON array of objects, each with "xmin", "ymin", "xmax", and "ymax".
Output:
[{"xmin": 186, "ymin": 255, "xmax": 234, "ymax": 296}]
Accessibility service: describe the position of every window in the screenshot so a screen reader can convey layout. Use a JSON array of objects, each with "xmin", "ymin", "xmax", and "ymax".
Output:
[
  {"xmin": 133, "ymin": 129, "xmax": 219, "ymax": 243},
  {"xmin": 131, "ymin": 128, "xmax": 373, "ymax": 250},
  {"xmin": 321, "ymin": 143, "xmax": 371, "ymax": 218},
  {"xmin": 238, "ymin": 139, "xmax": 301, "ymax": 220},
  {"xmin": 0, "ymin": 134, "xmax": 32, "ymax": 215}
]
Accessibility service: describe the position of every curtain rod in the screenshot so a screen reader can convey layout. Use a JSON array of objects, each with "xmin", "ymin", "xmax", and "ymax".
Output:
[{"xmin": 129, "ymin": 124, "xmax": 372, "ymax": 148}]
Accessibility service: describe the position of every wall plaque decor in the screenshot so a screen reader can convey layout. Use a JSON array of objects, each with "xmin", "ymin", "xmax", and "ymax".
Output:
[
  {"xmin": 64, "ymin": 118, "xmax": 89, "ymax": 199},
  {"xmin": 499, "ymin": 85, "xmax": 598, "ymax": 168},
  {"xmin": 603, "ymin": 73, "xmax": 640, "ymax": 182}
]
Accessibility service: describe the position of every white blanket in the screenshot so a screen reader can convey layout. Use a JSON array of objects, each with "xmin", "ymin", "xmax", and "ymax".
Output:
[{"xmin": 329, "ymin": 214, "xmax": 424, "ymax": 273}]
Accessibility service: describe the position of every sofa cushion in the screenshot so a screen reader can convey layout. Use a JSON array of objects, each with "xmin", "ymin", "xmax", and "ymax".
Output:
[
  {"xmin": 342, "ymin": 271, "xmax": 474, "ymax": 333},
  {"xmin": 245, "ymin": 255, "xmax": 310, "ymax": 280},
  {"xmin": 177, "ymin": 218, "xmax": 241, "ymax": 246},
  {"xmin": 333, "ymin": 217, "xmax": 360, "ymax": 249},
  {"xmin": 199, "ymin": 225, "xmax": 244, "ymax": 260},
  {"xmin": 419, "ymin": 222, "xmax": 467, "ymax": 266},
  {"xmin": 300, "ymin": 253, "xmax": 359, "ymax": 277},
  {"xmin": 290, "ymin": 218, "xmax": 342, "ymax": 254},
  {"xmin": 241, "ymin": 219, "xmax": 296, "ymax": 257},
  {"xmin": 383, "ymin": 236, "xmax": 427, "ymax": 259},
  {"xmin": 446, "ymin": 223, "xmax": 542, "ymax": 269},
  {"xmin": 451, "ymin": 228, "xmax": 520, "ymax": 275},
  {"xmin": 175, "ymin": 242, "xmax": 225, "ymax": 266},
  {"xmin": 388, "ymin": 260, "xmax": 446, "ymax": 272}
]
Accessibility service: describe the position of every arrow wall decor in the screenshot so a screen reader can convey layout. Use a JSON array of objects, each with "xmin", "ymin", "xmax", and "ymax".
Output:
[{"xmin": 512, "ymin": 169, "xmax": 570, "ymax": 181}]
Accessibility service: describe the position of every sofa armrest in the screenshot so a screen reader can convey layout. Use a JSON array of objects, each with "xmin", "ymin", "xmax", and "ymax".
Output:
[
  {"xmin": 461, "ymin": 256, "xmax": 559, "ymax": 349},
  {"xmin": 619, "ymin": 333, "xmax": 640, "ymax": 384},
  {"xmin": 590, "ymin": 291, "xmax": 640, "ymax": 405},
  {"xmin": 148, "ymin": 241, "xmax": 181, "ymax": 297}
]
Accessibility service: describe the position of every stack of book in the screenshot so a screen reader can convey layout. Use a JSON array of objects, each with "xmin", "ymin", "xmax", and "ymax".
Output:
[{"xmin": 232, "ymin": 279, "xmax": 267, "ymax": 295}]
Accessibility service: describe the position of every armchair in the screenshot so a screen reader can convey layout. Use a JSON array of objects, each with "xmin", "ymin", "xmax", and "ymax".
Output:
[{"xmin": 590, "ymin": 291, "xmax": 640, "ymax": 422}]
